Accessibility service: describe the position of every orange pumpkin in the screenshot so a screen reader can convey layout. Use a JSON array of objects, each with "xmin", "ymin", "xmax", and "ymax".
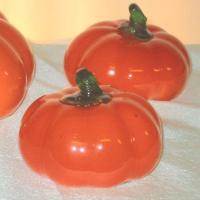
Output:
[
  {"xmin": 64, "ymin": 4, "xmax": 191, "ymax": 100},
  {"xmin": 19, "ymin": 68, "xmax": 162, "ymax": 187},
  {"xmin": 0, "ymin": 16, "xmax": 35, "ymax": 119}
]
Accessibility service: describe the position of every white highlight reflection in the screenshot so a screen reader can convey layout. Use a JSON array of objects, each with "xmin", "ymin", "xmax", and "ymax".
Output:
[
  {"xmin": 108, "ymin": 69, "xmax": 115, "ymax": 76},
  {"xmin": 71, "ymin": 146, "xmax": 77, "ymax": 152},
  {"xmin": 97, "ymin": 144, "xmax": 103, "ymax": 150},
  {"xmin": 79, "ymin": 147, "xmax": 85, "ymax": 153}
]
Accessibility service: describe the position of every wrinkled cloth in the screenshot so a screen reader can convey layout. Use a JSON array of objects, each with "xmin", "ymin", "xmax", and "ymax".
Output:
[{"xmin": 0, "ymin": 43, "xmax": 199, "ymax": 200}]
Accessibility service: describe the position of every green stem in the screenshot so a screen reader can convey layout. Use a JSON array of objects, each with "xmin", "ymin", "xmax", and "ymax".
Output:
[
  {"xmin": 60, "ymin": 68, "xmax": 112, "ymax": 106},
  {"xmin": 120, "ymin": 3, "xmax": 152, "ymax": 40}
]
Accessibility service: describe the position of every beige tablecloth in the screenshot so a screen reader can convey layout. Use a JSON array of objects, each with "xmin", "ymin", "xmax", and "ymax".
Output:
[{"xmin": 0, "ymin": 43, "xmax": 199, "ymax": 200}]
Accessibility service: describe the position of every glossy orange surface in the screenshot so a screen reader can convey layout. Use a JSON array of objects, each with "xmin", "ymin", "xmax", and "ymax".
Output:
[
  {"xmin": 0, "ymin": 37, "xmax": 26, "ymax": 118},
  {"xmin": 64, "ymin": 21, "xmax": 191, "ymax": 100},
  {"xmin": 19, "ymin": 86, "xmax": 162, "ymax": 187},
  {"xmin": 0, "ymin": 19, "xmax": 35, "ymax": 85},
  {"xmin": 0, "ymin": 18, "xmax": 35, "ymax": 119}
]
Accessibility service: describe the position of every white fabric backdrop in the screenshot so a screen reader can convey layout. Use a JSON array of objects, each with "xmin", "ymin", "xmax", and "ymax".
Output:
[{"xmin": 0, "ymin": 43, "xmax": 199, "ymax": 200}]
